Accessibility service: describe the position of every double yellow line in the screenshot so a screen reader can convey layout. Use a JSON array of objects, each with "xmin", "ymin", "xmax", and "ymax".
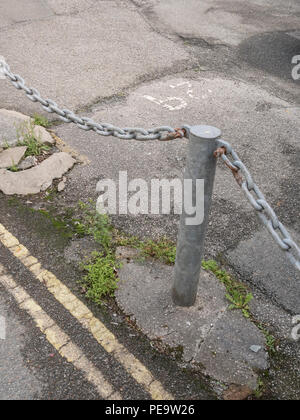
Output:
[{"xmin": 0, "ymin": 223, "xmax": 173, "ymax": 400}]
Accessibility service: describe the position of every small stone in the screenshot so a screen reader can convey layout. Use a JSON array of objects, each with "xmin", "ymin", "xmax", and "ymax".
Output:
[
  {"xmin": 33, "ymin": 126, "xmax": 55, "ymax": 146},
  {"xmin": 18, "ymin": 156, "xmax": 37, "ymax": 170},
  {"xmin": 0, "ymin": 109, "xmax": 54, "ymax": 147},
  {"xmin": 57, "ymin": 181, "xmax": 66, "ymax": 192},
  {"xmin": 0, "ymin": 146, "xmax": 27, "ymax": 169},
  {"xmin": 250, "ymin": 345, "xmax": 262, "ymax": 353}
]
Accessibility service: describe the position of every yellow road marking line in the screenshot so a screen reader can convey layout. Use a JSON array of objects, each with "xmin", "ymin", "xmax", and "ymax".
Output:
[
  {"xmin": 0, "ymin": 264, "xmax": 120, "ymax": 399},
  {"xmin": 0, "ymin": 223, "xmax": 173, "ymax": 400}
]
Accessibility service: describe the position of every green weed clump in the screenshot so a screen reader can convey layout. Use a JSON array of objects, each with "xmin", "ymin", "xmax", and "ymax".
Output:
[
  {"xmin": 17, "ymin": 121, "xmax": 50, "ymax": 157},
  {"xmin": 202, "ymin": 260, "xmax": 253, "ymax": 318},
  {"xmin": 140, "ymin": 238, "xmax": 177, "ymax": 265},
  {"xmin": 33, "ymin": 114, "xmax": 51, "ymax": 128},
  {"xmin": 81, "ymin": 252, "xmax": 120, "ymax": 304}
]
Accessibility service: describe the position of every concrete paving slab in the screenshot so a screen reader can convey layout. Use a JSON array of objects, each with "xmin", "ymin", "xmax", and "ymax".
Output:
[
  {"xmin": 145, "ymin": 0, "xmax": 300, "ymax": 46},
  {"xmin": 18, "ymin": 156, "xmax": 37, "ymax": 171},
  {"xmin": 0, "ymin": 152, "xmax": 75, "ymax": 195},
  {"xmin": 0, "ymin": 109, "xmax": 54, "ymax": 148},
  {"xmin": 0, "ymin": 146, "xmax": 27, "ymax": 169},
  {"xmin": 115, "ymin": 258, "xmax": 268, "ymax": 390},
  {"xmin": 196, "ymin": 311, "xmax": 267, "ymax": 389},
  {"xmin": 0, "ymin": 1, "xmax": 189, "ymax": 116}
]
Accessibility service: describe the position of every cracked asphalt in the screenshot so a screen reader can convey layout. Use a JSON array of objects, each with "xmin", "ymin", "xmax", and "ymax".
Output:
[{"xmin": 0, "ymin": 0, "xmax": 299, "ymax": 400}]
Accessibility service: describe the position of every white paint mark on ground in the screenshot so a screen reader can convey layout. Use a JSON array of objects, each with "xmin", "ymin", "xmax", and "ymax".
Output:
[
  {"xmin": 143, "ymin": 80, "xmax": 214, "ymax": 110},
  {"xmin": 143, "ymin": 95, "xmax": 187, "ymax": 111}
]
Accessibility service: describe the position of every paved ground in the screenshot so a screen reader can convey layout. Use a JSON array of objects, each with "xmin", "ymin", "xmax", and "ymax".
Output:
[
  {"xmin": 0, "ymin": 0, "xmax": 299, "ymax": 400},
  {"xmin": 115, "ymin": 256, "xmax": 269, "ymax": 391},
  {"xmin": 0, "ymin": 203, "xmax": 215, "ymax": 400}
]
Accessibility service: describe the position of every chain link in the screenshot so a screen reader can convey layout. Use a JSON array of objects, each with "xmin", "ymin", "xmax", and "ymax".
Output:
[
  {"xmin": 215, "ymin": 140, "xmax": 300, "ymax": 272},
  {"xmin": 0, "ymin": 60, "xmax": 187, "ymax": 142}
]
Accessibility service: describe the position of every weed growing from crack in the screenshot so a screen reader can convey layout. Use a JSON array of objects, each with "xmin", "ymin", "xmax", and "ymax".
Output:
[
  {"xmin": 31, "ymin": 200, "xmax": 258, "ymax": 317},
  {"xmin": 76, "ymin": 204, "xmax": 177, "ymax": 301},
  {"xmin": 33, "ymin": 114, "xmax": 51, "ymax": 128},
  {"xmin": 80, "ymin": 251, "xmax": 120, "ymax": 304},
  {"xmin": 256, "ymin": 323, "xmax": 277, "ymax": 355},
  {"xmin": 201, "ymin": 260, "xmax": 278, "ymax": 358},
  {"xmin": 78, "ymin": 200, "xmax": 113, "ymax": 251},
  {"xmin": 202, "ymin": 259, "xmax": 253, "ymax": 319},
  {"xmin": 16, "ymin": 121, "xmax": 50, "ymax": 157},
  {"xmin": 254, "ymin": 377, "xmax": 265, "ymax": 399},
  {"xmin": 114, "ymin": 232, "xmax": 176, "ymax": 265},
  {"xmin": 75, "ymin": 207, "xmax": 253, "ymax": 311},
  {"xmin": 1, "ymin": 140, "xmax": 10, "ymax": 149},
  {"xmin": 140, "ymin": 238, "xmax": 177, "ymax": 265},
  {"xmin": 7, "ymin": 163, "xmax": 19, "ymax": 172}
]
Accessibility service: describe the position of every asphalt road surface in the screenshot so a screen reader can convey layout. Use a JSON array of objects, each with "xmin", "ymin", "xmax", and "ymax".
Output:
[{"xmin": 0, "ymin": 0, "xmax": 299, "ymax": 400}]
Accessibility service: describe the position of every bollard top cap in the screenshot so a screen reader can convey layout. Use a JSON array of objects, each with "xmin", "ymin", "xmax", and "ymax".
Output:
[{"xmin": 190, "ymin": 125, "xmax": 221, "ymax": 140}]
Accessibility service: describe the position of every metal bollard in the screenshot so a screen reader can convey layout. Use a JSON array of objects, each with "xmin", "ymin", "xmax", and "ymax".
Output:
[{"xmin": 172, "ymin": 125, "xmax": 221, "ymax": 307}]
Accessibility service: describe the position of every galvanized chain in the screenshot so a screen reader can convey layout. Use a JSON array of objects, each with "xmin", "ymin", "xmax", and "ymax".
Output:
[
  {"xmin": 215, "ymin": 140, "xmax": 300, "ymax": 272},
  {"xmin": 1, "ymin": 60, "xmax": 298, "ymax": 270},
  {"xmin": 0, "ymin": 60, "xmax": 187, "ymax": 141}
]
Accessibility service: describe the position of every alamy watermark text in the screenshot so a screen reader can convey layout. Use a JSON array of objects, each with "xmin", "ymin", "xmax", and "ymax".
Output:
[{"xmin": 96, "ymin": 171, "xmax": 205, "ymax": 226}]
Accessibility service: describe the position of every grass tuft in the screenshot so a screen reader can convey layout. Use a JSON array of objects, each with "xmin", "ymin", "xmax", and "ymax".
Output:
[
  {"xmin": 16, "ymin": 121, "xmax": 50, "ymax": 157},
  {"xmin": 81, "ymin": 252, "xmax": 120, "ymax": 304},
  {"xmin": 202, "ymin": 259, "xmax": 253, "ymax": 318},
  {"xmin": 33, "ymin": 114, "xmax": 51, "ymax": 128},
  {"xmin": 7, "ymin": 163, "xmax": 19, "ymax": 172},
  {"xmin": 140, "ymin": 238, "xmax": 177, "ymax": 265}
]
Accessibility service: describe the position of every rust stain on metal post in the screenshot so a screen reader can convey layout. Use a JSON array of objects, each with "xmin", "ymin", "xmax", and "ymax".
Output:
[{"xmin": 214, "ymin": 146, "xmax": 243, "ymax": 186}]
